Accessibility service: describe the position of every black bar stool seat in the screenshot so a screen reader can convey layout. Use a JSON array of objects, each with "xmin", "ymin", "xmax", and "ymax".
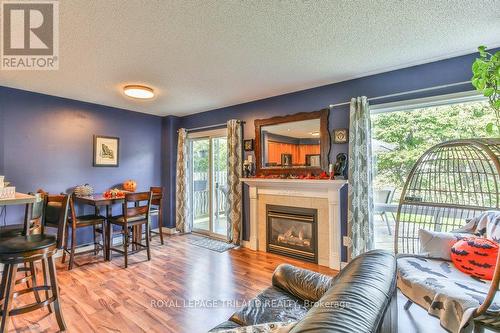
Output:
[
  {"xmin": 0, "ymin": 235, "xmax": 57, "ymax": 256},
  {"xmin": 0, "ymin": 225, "xmax": 25, "ymax": 239}
]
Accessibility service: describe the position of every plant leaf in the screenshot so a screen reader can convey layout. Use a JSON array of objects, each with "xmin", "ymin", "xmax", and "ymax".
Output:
[
  {"xmin": 484, "ymin": 87, "xmax": 495, "ymax": 97},
  {"xmin": 486, "ymin": 122, "xmax": 494, "ymax": 134}
]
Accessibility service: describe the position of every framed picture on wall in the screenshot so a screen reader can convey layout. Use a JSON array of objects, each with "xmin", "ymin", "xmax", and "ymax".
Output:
[
  {"xmin": 305, "ymin": 154, "xmax": 321, "ymax": 167},
  {"xmin": 281, "ymin": 153, "xmax": 292, "ymax": 166},
  {"xmin": 93, "ymin": 135, "xmax": 119, "ymax": 167},
  {"xmin": 244, "ymin": 139, "xmax": 254, "ymax": 151},
  {"xmin": 333, "ymin": 128, "xmax": 349, "ymax": 144}
]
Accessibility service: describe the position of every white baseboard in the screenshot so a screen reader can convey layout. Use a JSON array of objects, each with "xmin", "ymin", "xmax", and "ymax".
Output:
[
  {"xmin": 241, "ymin": 240, "xmax": 250, "ymax": 248},
  {"xmin": 162, "ymin": 227, "xmax": 178, "ymax": 235}
]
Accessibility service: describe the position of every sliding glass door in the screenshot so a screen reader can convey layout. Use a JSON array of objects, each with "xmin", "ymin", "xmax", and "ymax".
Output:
[{"xmin": 189, "ymin": 129, "xmax": 228, "ymax": 239}]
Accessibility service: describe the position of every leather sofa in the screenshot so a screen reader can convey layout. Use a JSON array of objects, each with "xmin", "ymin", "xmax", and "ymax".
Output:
[{"xmin": 210, "ymin": 250, "xmax": 397, "ymax": 332}]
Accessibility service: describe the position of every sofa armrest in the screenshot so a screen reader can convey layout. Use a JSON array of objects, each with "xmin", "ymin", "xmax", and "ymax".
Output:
[{"xmin": 272, "ymin": 264, "xmax": 334, "ymax": 302}]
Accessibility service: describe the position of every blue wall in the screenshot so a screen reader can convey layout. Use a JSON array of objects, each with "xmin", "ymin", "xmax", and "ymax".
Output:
[
  {"xmin": 0, "ymin": 49, "xmax": 488, "ymax": 251},
  {"xmin": 172, "ymin": 50, "xmax": 485, "ymax": 244},
  {"xmin": 0, "ymin": 87, "xmax": 163, "ymax": 244}
]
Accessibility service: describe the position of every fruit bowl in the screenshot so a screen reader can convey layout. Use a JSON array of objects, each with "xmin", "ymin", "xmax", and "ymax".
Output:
[{"xmin": 103, "ymin": 188, "xmax": 125, "ymax": 199}]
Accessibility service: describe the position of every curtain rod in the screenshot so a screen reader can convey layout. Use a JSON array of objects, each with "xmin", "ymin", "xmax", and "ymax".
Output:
[
  {"xmin": 179, "ymin": 120, "xmax": 245, "ymax": 133},
  {"xmin": 328, "ymin": 81, "xmax": 471, "ymax": 108}
]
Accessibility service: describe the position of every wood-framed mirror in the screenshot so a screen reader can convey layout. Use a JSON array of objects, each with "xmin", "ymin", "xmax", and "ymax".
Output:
[{"xmin": 254, "ymin": 109, "xmax": 329, "ymax": 175}]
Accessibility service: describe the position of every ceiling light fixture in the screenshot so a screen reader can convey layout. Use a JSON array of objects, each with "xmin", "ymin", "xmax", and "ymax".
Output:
[
  {"xmin": 123, "ymin": 85, "xmax": 154, "ymax": 99},
  {"xmin": 311, "ymin": 131, "xmax": 320, "ymax": 136}
]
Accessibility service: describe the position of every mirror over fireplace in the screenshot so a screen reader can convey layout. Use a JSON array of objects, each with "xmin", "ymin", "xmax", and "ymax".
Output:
[{"xmin": 254, "ymin": 109, "xmax": 329, "ymax": 175}]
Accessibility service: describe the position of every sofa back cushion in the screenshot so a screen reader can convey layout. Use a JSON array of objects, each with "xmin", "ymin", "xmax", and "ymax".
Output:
[{"xmin": 289, "ymin": 250, "xmax": 396, "ymax": 333}]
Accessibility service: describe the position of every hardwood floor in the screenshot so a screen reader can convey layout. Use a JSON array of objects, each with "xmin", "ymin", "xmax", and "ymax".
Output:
[
  {"xmin": 7, "ymin": 234, "xmax": 337, "ymax": 333},
  {"xmin": 7, "ymin": 234, "xmax": 466, "ymax": 333}
]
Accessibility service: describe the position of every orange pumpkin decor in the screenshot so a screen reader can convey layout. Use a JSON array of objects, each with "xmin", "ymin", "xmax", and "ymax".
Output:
[
  {"xmin": 451, "ymin": 238, "xmax": 499, "ymax": 280},
  {"xmin": 123, "ymin": 179, "xmax": 137, "ymax": 192}
]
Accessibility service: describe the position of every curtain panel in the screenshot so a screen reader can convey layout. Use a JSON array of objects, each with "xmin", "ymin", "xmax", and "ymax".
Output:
[
  {"xmin": 227, "ymin": 120, "xmax": 243, "ymax": 244},
  {"xmin": 347, "ymin": 96, "xmax": 374, "ymax": 258},
  {"xmin": 176, "ymin": 128, "xmax": 191, "ymax": 233}
]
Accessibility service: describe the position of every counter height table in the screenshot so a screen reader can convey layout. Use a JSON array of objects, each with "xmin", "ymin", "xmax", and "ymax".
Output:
[{"xmin": 0, "ymin": 192, "xmax": 37, "ymax": 233}]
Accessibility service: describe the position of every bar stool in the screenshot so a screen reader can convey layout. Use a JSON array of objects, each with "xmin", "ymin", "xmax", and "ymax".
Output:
[
  {"xmin": 149, "ymin": 186, "xmax": 164, "ymax": 245},
  {"xmin": 61, "ymin": 193, "xmax": 106, "ymax": 270},
  {"xmin": 107, "ymin": 192, "xmax": 152, "ymax": 268},
  {"xmin": 0, "ymin": 194, "xmax": 69, "ymax": 332},
  {"xmin": 0, "ymin": 193, "xmax": 45, "ymax": 297}
]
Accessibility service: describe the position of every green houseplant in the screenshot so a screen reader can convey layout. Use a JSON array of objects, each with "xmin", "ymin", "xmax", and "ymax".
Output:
[{"xmin": 471, "ymin": 46, "xmax": 500, "ymax": 134}]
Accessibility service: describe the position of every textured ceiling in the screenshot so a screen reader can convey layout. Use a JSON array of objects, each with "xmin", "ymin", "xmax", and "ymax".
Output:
[{"xmin": 1, "ymin": 0, "xmax": 499, "ymax": 116}]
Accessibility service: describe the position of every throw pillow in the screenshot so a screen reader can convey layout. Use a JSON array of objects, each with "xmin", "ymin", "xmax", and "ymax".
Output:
[
  {"xmin": 418, "ymin": 229, "xmax": 470, "ymax": 260},
  {"xmin": 451, "ymin": 238, "xmax": 498, "ymax": 280},
  {"xmin": 452, "ymin": 211, "xmax": 500, "ymax": 242}
]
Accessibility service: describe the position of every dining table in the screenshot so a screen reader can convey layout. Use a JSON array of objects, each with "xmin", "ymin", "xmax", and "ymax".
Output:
[{"xmin": 75, "ymin": 193, "xmax": 149, "ymax": 260}]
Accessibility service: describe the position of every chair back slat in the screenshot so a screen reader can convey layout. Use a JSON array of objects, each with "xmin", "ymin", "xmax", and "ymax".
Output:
[
  {"xmin": 43, "ymin": 194, "xmax": 70, "ymax": 249},
  {"xmin": 125, "ymin": 192, "xmax": 150, "ymax": 203},
  {"xmin": 122, "ymin": 192, "xmax": 152, "ymax": 222},
  {"xmin": 126, "ymin": 206, "xmax": 149, "ymax": 218},
  {"xmin": 150, "ymin": 186, "xmax": 163, "ymax": 206}
]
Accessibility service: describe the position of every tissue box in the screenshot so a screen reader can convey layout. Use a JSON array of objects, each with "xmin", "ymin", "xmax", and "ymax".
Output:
[{"xmin": 0, "ymin": 187, "xmax": 15, "ymax": 199}]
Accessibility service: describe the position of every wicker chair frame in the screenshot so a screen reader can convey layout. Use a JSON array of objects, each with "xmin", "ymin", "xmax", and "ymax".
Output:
[{"xmin": 394, "ymin": 138, "xmax": 500, "ymax": 317}]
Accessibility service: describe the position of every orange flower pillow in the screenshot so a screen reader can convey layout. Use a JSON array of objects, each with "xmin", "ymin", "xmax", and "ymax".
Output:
[{"xmin": 451, "ymin": 238, "xmax": 498, "ymax": 280}]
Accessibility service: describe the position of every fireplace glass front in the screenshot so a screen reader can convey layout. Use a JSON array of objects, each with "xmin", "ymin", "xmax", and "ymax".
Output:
[{"xmin": 266, "ymin": 205, "xmax": 317, "ymax": 263}]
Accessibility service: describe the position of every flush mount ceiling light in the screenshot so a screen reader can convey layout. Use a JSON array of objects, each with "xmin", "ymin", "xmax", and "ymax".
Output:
[
  {"xmin": 123, "ymin": 85, "xmax": 154, "ymax": 99},
  {"xmin": 311, "ymin": 131, "xmax": 320, "ymax": 136}
]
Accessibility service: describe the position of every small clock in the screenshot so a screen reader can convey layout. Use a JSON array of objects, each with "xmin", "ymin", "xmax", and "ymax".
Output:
[{"xmin": 333, "ymin": 129, "xmax": 348, "ymax": 144}]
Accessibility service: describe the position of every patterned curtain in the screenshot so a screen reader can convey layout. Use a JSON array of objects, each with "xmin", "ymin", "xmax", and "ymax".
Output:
[
  {"xmin": 176, "ymin": 128, "xmax": 191, "ymax": 233},
  {"xmin": 347, "ymin": 96, "xmax": 374, "ymax": 258},
  {"xmin": 227, "ymin": 120, "xmax": 243, "ymax": 244}
]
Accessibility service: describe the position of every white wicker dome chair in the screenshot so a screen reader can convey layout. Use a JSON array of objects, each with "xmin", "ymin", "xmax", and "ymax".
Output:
[{"xmin": 394, "ymin": 138, "xmax": 500, "ymax": 332}]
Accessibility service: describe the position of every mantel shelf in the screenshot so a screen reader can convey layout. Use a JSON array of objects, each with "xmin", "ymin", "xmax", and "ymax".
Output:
[{"xmin": 241, "ymin": 178, "xmax": 347, "ymax": 190}]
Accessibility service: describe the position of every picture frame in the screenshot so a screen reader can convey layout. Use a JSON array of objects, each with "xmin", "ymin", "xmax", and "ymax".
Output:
[
  {"xmin": 93, "ymin": 135, "xmax": 119, "ymax": 167},
  {"xmin": 333, "ymin": 128, "xmax": 349, "ymax": 144},
  {"xmin": 244, "ymin": 139, "xmax": 254, "ymax": 151},
  {"xmin": 281, "ymin": 153, "xmax": 292, "ymax": 166},
  {"xmin": 305, "ymin": 154, "xmax": 321, "ymax": 167}
]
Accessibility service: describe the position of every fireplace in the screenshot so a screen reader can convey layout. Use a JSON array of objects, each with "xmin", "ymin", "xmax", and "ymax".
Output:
[{"xmin": 266, "ymin": 205, "xmax": 318, "ymax": 263}]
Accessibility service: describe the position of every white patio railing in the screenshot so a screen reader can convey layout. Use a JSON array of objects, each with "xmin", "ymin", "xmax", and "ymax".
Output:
[{"xmin": 193, "ymin": 171, "xmax": 228, "ymax": 218}]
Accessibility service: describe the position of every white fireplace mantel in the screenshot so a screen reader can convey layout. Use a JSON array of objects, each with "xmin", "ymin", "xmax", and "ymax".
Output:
[{"xmin": 241, "ymin": 178, "xmax": 347, "ymax": 270}]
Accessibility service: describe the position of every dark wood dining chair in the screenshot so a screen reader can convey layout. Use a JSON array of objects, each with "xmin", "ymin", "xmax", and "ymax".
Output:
[
  {"xmin": 0, "ymin": 193, "xmax": 69, "ymax": 332},
  {"xmin": 107, "ymin": 192, "xmax": 152, "ymax": 268},
  {"xmin": 61, "ymin": 193, "xmax": 106, "ymax": 270},
  {"xmin": 149, "ymin": 186, "xmax": 164, "ymax": 245}
]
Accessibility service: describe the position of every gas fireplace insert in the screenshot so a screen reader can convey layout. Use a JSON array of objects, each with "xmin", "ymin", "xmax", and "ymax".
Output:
[{"xmin": 266, "ymin": 205, "xmax": 317, "ymax": 263}]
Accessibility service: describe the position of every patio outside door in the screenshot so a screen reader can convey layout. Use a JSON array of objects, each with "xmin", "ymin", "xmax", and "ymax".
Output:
[{"xmin": 189, "ymin": 128, "xmax": 228, "ymax": 239}]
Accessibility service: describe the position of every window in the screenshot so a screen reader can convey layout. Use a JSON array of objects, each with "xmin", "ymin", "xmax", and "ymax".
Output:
[{"xmin": 370, "ymin": 93, "xmax": 494, "ymax": 251}]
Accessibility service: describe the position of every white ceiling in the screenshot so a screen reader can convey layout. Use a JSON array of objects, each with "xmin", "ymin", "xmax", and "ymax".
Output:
[{"xmin": 1, "ymin": 0, "xmax": 499, "ymax": 117}]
